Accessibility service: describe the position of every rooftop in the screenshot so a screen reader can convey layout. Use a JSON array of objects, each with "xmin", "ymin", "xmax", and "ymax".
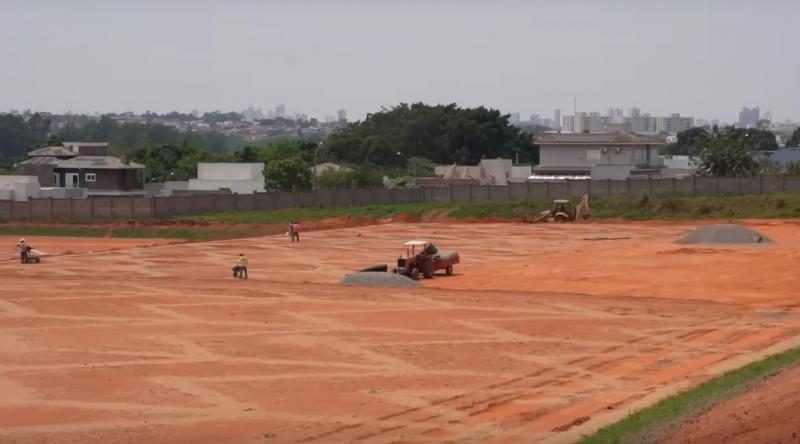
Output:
[
  {"xmin": 56, "ymin": 156, "xmax": 144, "ymax": 170},
  {"xmin": 535, "ymin": 131, "xmax": 664, "ymax": 145},
  {"xmin": 27, "ymin": 146, "xmax": 78, "ymax": 157}
]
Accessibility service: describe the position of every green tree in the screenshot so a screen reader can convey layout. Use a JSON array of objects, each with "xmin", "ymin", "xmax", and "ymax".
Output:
[
  {"xmin": 785, "ymin": 128, "xmax": 800, "ymax": 147},
  {"xmin": 697, "ymin": 127, "xmax": 759, "ymax": 177},
  {"xmin": 785, "ymin": 161, "xmax": 800, "ymax": 175},
  {"xmin": 323, "ymin": 103, "xmax": 535, "ymax": 169},
  {"xmin": 265, "ymin": 157, "xmax": 312, "ymax": 191},
  {"xmin": 317, "ymin": 169, "xmax": 353, "ymax": 189},
  {"xmin": 317, "ymin": 165, "xmax": 384, "ymax": 190},
  {"xmin": 233, "ymin": 139, "xmax": 320, "ymax": 164},
  {"xmin": 663, "ymin": 127, "xmax": 709, "ymax": 156}
]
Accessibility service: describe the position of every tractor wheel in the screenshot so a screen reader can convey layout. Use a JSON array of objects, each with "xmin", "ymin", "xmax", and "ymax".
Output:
[
  {"xmin": 446, "ymin": 265, "xmax": 454, "ymax": 276},
  {"xmin": 410, "ymin": 268, "xmax": 421, "ymax": 281},
  {"xmin": 554, "ymin": 214, "xmax": 568, "ymax": 223},
  {"xmin": 421, "ymin": 259, "xmax": 435, "ymax": 279}
]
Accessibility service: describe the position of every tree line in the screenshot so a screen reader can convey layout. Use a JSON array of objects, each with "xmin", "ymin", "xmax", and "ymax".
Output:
[{"xmin": 665, "ymin": 125, "xmax": 800, "ymax": 176}]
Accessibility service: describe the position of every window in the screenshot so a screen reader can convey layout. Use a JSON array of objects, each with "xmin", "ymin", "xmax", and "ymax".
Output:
[
  {"xmin": 85, "ymin": 173, "xmax": 96, "ymax": 182},
  {"xmin": 587, "ymin": 149, "xmax": 602, "ymax": 161}
]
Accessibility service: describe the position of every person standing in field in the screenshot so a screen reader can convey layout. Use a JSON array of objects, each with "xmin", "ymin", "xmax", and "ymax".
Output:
[
  {"xmin": 236, "ymin": 253, "xmax": 248, "ymax": 279},
  {"xmin": 17, "ymin": 238, "xmax": 28, "ymax": 264},
  {"xmin": 290, "ymin": 221, "xmax": 300, "ymax": 242}
]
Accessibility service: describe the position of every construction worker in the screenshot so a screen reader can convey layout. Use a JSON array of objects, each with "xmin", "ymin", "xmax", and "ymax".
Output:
[
  {"xmin": 236, "ymin": 253, "xmax": 248, "ymax": 280},
  {"xmin": 17, "ymin": 238, "xmax": 28, "ymax": 264}
]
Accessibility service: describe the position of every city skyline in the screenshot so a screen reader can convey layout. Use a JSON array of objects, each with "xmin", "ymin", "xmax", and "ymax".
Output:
[{"xmin": 2, "ymin": 1, "xmax": 798, "ymax": 122}]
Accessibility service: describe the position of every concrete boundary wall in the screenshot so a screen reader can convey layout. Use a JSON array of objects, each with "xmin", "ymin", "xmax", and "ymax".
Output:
[{"xmin": 3, "ymin": 176, "xmax": 800, "ymax": 222}]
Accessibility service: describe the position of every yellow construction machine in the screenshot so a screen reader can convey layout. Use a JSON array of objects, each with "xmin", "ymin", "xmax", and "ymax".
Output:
[{"xmin": 526, "ymin": 194, "xmax": 590, "ymax": 223}]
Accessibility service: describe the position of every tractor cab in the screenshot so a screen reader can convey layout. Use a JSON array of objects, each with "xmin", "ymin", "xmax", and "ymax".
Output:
[{"xmin": 551, "ymin": 199, "xmax": 575, "ymax": 220}]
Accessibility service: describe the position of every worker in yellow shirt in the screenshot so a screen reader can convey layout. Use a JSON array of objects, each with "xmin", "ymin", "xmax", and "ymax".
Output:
[{"xmin": 235, "ymin": 253, "xmax": 248, "ymax": 279}]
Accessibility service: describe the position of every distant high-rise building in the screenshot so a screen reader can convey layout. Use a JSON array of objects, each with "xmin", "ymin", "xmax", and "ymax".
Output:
[
  {"xmin": 275, "ymin": 104, "xmax": 286, "ymax": 118},
  {"xmin": 554, "ymin": 109, "xmax": 561, "ymax": 130},
  {"xmin": 509, "ymin": 112, "xmax": 520, "ymax": 124},
  {"xmin": 607, "ymin": 107, "xmax": 625, "ymax": 124},
  {"xmin": 562, "ymin": 115, "xmax": 575, "ymax": 132},
  {"xmin": 738, "ymin": 106, "xmax": 760, "ymax": 128},
  {"xmin": 337, "ymin": 109, "xmax": 347, "ymax": 122},
  {"xmin": 324, "ymin": 115, "xmax": 336, "ymax": 123}
]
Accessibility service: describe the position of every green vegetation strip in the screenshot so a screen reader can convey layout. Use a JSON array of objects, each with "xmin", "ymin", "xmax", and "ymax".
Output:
[
  {"xmin": 196, "ymin": 193, "xmax": 800, "ymax": 224},
  {"xmin": 578, "ymin": 345, "xmax": 800, "ymax": 444}
]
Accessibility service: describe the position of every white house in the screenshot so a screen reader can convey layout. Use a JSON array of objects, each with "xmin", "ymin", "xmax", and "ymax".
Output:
[
  {"xmin": 0, "ymin": 175, "xmax": 41, "ymax": 201},
  {"xmin": 188, "ymin": 163, "xmax": 265, "ymax": 194}
]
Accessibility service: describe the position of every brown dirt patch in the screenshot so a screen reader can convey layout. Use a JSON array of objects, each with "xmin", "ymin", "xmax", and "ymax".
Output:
[
  {"xmin": 661, "ymin": 364, "xmax": 800, "ymax": 444},
  {"xmin": 2, "ymin": 220, "xmax": 800, "ymax": 443}
]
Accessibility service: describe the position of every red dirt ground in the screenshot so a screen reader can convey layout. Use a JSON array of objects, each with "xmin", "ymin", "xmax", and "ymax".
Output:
[
  {"xmin": 661, "ymin": 364, "xmax": 800, "ymax": 444},
  {"xmin": 1, "ymin": 236, "xmax": 176, "ymax": 260},
  {"xmin": 1, "ymin": 220, "xmax": 800, "ymax": 444}
]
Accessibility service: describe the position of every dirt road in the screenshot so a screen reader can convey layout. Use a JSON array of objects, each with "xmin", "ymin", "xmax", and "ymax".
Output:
[{"xmin": 1, "ymin": 221, "xmax": 799, "ymax": 443}]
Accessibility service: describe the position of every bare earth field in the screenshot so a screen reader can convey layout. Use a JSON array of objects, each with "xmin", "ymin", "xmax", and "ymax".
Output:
[
  {"xmin": 1, "ymin": 221, "xmax": 800, "ymax": 444},
  {"xmin": 1, "ymin": 236, "xmax": 177, "ymax": 260}
]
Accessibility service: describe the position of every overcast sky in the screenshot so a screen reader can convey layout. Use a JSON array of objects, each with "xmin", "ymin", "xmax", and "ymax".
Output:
[{"xmin": 1, "ymin": 0, "xmax": 798, "ymax": 122}]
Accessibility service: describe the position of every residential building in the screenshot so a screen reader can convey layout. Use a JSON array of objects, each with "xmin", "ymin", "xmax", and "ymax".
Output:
[
  {"xmin": 188, "ymin": 163, "xmax": 265, "ymax": 194},
  {"xmin": 562, "ymin": 115, "xmax": 576, "ymax": 132},
  {"xmin": 553, "ymin": 109, "xmax": 561, "ymax": 131},
  {"xmin": 770, "ymin": 148, "xmax": 800, "ymax": 165},
  {"xmin": 18, "ymin": 142, "xmax": 144, "ymax": 195},
  {"xmin": 275, "ymin": 104, "xmax": 286, "ymax": 118},
  {"xmin": 739, "ymin": 106, "xmax": 760, "ymax": 128},
  {"xmin": 337, "ymin": 109, "xmax": 347, "ymax": 122},
  {"xmin": 533, "ymin": 131, "xmax": 665, "ymax": 179},
  {"xmin": 607, "ymin": 108, "xmax": 625, "ymax": 124},
  {"xmin": 432, "ymin": 159, "xmax": 516, "ymax": 185},
  {"xmin": 659, "ymin": 114, "xmax": 694, "ymax": 134},
  {"xmin": 0, "ymin": 175, "xmax": 40, "ymax": 201}
]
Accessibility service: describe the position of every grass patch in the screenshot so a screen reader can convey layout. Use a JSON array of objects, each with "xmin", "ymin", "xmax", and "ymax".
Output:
[
  {"xmin": 0, "ymin": 225, "xmax": 107, "ymax": 237},
  {"xmin": 110, "ymin": 227, "xmax": 261, "ymax": 241},
  {"xmin": 578, "ymin": 345, "xmax": 800, "ymax": 444},
  {"xmin": 193, "ymin": 193, "xmax": 800, "ymax": 224},
  {"xmin": 192, "ymin": 202, "xmax": 447, "ymax": 224}
]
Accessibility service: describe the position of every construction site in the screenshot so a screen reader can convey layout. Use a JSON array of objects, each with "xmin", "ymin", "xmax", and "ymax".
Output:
[{"xmin": 2, "ymin": 215, "xmax": 800, "ymax": 443}]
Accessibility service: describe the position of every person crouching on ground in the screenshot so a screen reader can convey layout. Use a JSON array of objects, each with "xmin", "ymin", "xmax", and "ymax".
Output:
[
  {"xmin": 236, "ymin": 253, "xmax": 248, "ymax": 279},
  {"xmin": 290, "ymin": 221, "xmax": 300, "ymax": 242},
  {"xmin": 17, "ymin": 238, "xmax": 28, "ymax": 264}
]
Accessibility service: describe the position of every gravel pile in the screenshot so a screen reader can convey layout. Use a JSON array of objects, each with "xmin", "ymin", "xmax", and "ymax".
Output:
[
  {"xmin": 340, "ymin": 272, "xmax": 421, "ymax": 288},
  {"xmin": 676, "ymin": 224, "xmax": 773, "ymax": 245}
]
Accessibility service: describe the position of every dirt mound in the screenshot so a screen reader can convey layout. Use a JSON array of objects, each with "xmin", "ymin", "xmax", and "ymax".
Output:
[
  {"xmin": 340, "ymin": 272, "xmax": 421, "ymax": 288},
  {"xmin": 676, "ymin": 224, "xmax": 773, "ymax": 245}
]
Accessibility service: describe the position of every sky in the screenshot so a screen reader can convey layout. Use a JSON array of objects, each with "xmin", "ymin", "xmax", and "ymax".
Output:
[{"xmin": 1, "ymin": 0, "xmax": 798, "ymax": 123}]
